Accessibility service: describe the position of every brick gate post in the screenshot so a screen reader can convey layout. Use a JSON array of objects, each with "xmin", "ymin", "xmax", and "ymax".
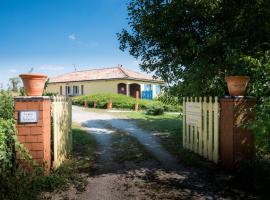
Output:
[
  {"xmin": 220, "ymin": 97, "xmax": 256, "ymax": 169},
  {"xmin": 14, "ymin": 96, "xmax": 51, "ymax": 172}
]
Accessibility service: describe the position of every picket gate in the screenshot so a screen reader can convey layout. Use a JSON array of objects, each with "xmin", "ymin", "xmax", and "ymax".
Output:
[
  {"xmin": 183, "ymin": 97, "xmax": 219, "ymax": 163},
  {"xmin": 51, "ymin": 96, "xmax": 72, "ymax": 168}
]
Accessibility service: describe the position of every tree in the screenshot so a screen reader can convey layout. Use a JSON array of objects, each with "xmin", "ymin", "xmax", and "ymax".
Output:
[
  {"xmin": 8, "ymin": 77, "xmax": 21, "ymax": 93},
  {"xmin": 118, "ymin": 0, "xmax": 270, "ymax": 97}
]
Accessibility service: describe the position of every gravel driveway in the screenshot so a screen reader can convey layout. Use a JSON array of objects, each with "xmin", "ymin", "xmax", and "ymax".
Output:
[{"xmin": 50, "ymin": 106, "xmax": 255, "ymax": 200}]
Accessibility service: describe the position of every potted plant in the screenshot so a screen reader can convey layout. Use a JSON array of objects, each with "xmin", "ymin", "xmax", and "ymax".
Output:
[
  {"xmin": 84, "ymin": 100, "xmax": 88, "ymax": 108},
  {"xmin": 223, "ymin": 52, "xmax": 254, "ymax": 96},
  {"xmin": 133, "ymin": 103, "xmax": 139, "ymax": 111},
  {"xmin": 19, "ymin": 73, "xmax": 48, "ymax": 96},
  {"xmin": 93, "ymin": 101, "xmax": 97, "ymax": 108},
  {"xmin": 225, "ymin": 65, "xmax": 250, "ymax": 96},
  {"xmin": 107, "ymin": 100, "xmax": 112, "ymax": 109}
]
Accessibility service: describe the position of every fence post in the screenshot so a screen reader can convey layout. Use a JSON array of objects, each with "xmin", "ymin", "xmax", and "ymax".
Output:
[
  {"xmin": 203, "ymin": 96, "xmax": 207, "ymax": 158},
  {"xmin": 182, "ymin": 97, "xmax": 186, "ymax": 148},
  {"xmin": 213, "ymin": 96, "xmax": 219, "ymax": 163},
  {"xmin": 198, "ymin": 97, "xmax": 203, "ymax": 155}
]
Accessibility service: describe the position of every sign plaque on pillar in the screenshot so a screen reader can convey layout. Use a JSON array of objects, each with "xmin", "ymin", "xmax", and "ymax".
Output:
[{"xmin": 19, "ymin": 111, "xmax": 39, "ymax": 124}]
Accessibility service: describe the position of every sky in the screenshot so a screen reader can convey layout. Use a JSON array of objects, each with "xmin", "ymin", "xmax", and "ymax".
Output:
[{"xmin": 0, "ymin": 0, "xmax": 140, "ymax": 88}]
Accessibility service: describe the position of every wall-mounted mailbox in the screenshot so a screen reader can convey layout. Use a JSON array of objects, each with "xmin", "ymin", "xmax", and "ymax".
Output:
[{"xmin": 19, "ymin": 111, "xmax": 39, "ymax": 123}]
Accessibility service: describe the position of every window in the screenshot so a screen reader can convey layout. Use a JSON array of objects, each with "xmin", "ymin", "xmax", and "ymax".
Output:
[
  {"xmin": 81, "ymin": 85, "xmax": 84, "ymax": 95},
  {"xmin": 73, "ymin": 86, "xmax": 79, "ymax": 95},
  {"xmin": 60, "ymin": 86, "xmax": 63, "ymax": 95},
  {"xmin": 65, "ymin": 86, "xmax": 71, "ymax": 96}
]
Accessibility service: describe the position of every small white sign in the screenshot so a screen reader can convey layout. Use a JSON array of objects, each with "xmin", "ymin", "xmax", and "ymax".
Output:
[
  {"xmin": 186, "ymin": 102, "xmax": 202, "ymax": 127},
  {"xmin": 19, "ymin": 111, "xmax": 38, "ymax": 123}
]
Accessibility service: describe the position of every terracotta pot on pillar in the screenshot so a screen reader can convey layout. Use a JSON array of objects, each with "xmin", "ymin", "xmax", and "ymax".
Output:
[
  {"xmin": 134, "ymin": 90, "xmax": 140, "ymax": 111},
  {"xmin": 225, "ymin": 76, "xmax": 250, "ymax": 96},
  {"xmin": 107, "ymin": 101, "xmax": 112, "ymax": 109},
  {"xmin": 134, "ymin": 103, "xmax": 139, "ymax": 111},
  {"xmin": 19, "ymin": 74, "xmax": 47, "ymax": 96},
  {"xmin": 93, "ymin": 101, "xmax": 97, "ymax": 108},
  {"xmin": 84, "ymin": 100, "xmax": 88, "ymax": 108}
]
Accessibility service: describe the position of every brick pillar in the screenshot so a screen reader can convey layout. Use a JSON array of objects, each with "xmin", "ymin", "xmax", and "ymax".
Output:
[
  {"xmin": 220, "ymin": 97, "xmax": 256, "ymax": 169},
  {"xmin": 15, "ymin": 96, "xmax": 51, "ymax": 172}
]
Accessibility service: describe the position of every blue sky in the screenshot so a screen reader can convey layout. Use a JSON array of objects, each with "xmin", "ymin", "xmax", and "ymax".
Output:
[{"xmin": 0, "ymin": 0, "xmax": 140, "ymax": 87}]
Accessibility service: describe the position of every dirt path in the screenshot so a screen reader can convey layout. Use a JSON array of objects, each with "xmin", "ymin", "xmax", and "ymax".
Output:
[
  {"xmin": 55, "ymin": 106, "xmax": 255, "ymax": 200},
  {"xmin": 73, "ymin": 106, "xmax": 180, "ymax": 171}
]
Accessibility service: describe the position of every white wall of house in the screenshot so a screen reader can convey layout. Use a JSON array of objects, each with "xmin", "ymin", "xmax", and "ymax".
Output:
[{"xmin": 47, "ymin": 79, "xmax": 162, "ymax": 99}]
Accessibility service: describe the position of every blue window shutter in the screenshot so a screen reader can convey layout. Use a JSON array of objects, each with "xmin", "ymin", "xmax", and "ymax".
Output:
[{"xmin": 144, "ymin": 84, "xmax": 147, "ymax": 90}]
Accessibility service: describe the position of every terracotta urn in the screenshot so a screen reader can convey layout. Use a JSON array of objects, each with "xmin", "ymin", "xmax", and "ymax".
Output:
[
  {"xmin": 84, "ymin": 100, "xmax": 88, "ymax": 108},
  {"xmin": 225, "ymin": 76, "xmax": 250, "ymax": 96},
  {"xmin": 93, "ymin": 101, "xmax": 97, "ymax": 108},
  {"xmin": 134, "ymin": 103, "xmax": 139, "ymax": 111},
  {"xmin": 107, "ymin": 101, "xmax": 112, "ymax": 109},
  {"xmin": 19, "ymin": 74, "xmax": 47, "ymax": 96}
]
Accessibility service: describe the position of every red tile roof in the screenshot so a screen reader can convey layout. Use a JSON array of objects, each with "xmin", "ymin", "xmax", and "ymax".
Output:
[{"xmin": 49, "ymin": 65, "xmax": 163, "ymax": 83}]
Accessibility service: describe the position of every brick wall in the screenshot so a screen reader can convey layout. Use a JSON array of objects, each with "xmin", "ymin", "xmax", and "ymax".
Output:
[{"xmin": 15, "ymin": 97, "xmax": 51, "ymax": 171}]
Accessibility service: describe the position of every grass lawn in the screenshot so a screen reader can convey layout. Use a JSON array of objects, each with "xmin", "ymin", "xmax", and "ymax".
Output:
[
  {"xmin": 1, "ymin": 124, "xmax": 96, "ymax": 200},
  {"xmin": 116, "ymin": 111, "xmax": 203, "ymax": 165},
  {"xmin": 111, "ymin": 130, "xmax": 154, "ymax": 163},
  {"xmin": 72, "ymin": 124, "xmax": 97, "ymax": 173}
]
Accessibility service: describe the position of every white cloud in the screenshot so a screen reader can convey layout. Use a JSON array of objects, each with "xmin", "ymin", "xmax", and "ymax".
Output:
[{"xmin": 68, "ymin": 34, "xmax": 76, "ymax": 41}]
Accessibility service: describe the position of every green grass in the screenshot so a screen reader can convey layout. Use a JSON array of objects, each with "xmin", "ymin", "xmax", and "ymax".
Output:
[
  {"xmin": 111, "ymin": 131, "xmax": 154, "ymax": 163},
  {"xmin": 72, "ymin": 124, "xmax": 97, "ymax": 173},
  {"xmin": 0, "ymin": 124, "xmax": 96, "ymax": 200},
  {"xmin": 116, "ymin": 111, "xmax": 203, "ymax": 166}
]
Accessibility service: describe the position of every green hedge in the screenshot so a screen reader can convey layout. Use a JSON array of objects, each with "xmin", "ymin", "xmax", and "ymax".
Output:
[
  {"xmin": 72, "ymin": 93, "xmax": 181, "ymax": 112},
  {"xmin": 0, "ymin": 92, "xmax": 15, "ymax": 175}
]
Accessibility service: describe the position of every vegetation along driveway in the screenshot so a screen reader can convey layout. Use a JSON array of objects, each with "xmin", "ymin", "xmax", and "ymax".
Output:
[{"xmin": 53, "ymin": 106, "xmax": 257, "ymax": 200}]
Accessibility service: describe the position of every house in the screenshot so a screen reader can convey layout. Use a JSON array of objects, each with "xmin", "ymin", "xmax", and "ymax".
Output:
[{"xmin": 47, "ymin": 65, "xmax": 164, "ymax": 99}]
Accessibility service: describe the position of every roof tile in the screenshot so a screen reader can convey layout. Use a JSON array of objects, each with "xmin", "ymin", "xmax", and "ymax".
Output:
[{"xmin": 49, "ymin": 65, "xmax": 163, "ymax": 83}]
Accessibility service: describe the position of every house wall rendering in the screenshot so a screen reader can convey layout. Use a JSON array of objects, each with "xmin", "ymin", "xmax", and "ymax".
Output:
[{"xmin": 47, "ymin": 79, "xmax": 162, "ymax": 99}]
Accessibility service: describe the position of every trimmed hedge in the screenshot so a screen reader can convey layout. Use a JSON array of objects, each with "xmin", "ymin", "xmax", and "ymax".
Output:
[
  {"xmin": 146, "ymin": 105, "xmax": 164, "ymax": 115},
  {"xmin": 72, "ymin": 93, "xmax": 181, "ymax": 112}
]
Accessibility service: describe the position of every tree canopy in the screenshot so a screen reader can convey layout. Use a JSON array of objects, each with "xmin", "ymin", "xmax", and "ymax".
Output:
[{"xmin": 118, "ymin": 0, "xmax": 270, "ymax": 96}]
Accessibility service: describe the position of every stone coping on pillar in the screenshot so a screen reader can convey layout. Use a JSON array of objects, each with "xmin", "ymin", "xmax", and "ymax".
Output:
[{"xmin": 15, "ymin": 96, "xmax": 50, "ymax": 101}]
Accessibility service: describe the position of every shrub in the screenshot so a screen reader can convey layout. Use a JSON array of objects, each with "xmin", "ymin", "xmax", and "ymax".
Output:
[
  {"xmin": 72, "ymin": 93, "xmax": 182, "ymax": 113},
  {"xmin": 0, "ymin": 118, "xmax": 15, "ymax": 174},
  {"xmin": 156, "ymin": 94, "xmax": 182, "ymax": 112},
  {"xmin": 73, "ymin": 93, "xmax": 136, "ymax": 109},
  {"xmin": 0, "ymin": 91, "xmax": 14, "ymax": 120},
  {"xmin": 233, "ymin": 156, "xmax": 270, "ymax": 195},
  {"xmin": 156, "ymin": 92, "xmax": 180, "ymax": 106},
  {"xmin": 146, "ymin": 105, "xmax": 164, "ymax": 115},
  {"xmin": 0, "ymin": 92, "xmax": 15, "ymax": 175},
  {"xmin": 248, "ymin": 97, "xmax": 270, "ymax": 154}
]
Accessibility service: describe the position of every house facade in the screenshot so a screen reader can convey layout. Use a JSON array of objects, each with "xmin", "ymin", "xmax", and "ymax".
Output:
[{"xmin": 47, "ymin": 65, "xmax": 164, "ymax": 99}]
